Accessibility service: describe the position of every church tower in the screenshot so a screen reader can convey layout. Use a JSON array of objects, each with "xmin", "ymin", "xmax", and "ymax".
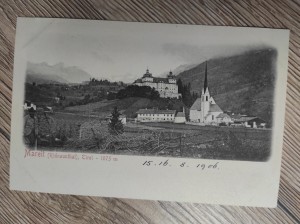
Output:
[{"xmin": 200, "ymin": 62, "xmax": 211, "ymax": 122}]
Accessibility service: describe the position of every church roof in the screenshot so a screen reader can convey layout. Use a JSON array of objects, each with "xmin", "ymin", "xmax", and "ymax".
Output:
[
  {"xmin": 136, "ymin": 108, "xmax": 176, "ymax": 114},
  {"xmin": 204, "ymin": 61, "xmax": 208, "ymax": 92},
  {"xmin": 190, "ymin": 98, "xmax": 202, "ymax": 110},
  {"xmin": 208, "ymin": 103, "xmax": 223, "ymax": 112}
]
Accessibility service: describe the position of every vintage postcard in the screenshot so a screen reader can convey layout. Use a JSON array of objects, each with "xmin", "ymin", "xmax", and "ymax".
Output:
[{"xmin": 10, "ymin": 18, "xmax": 289, "ymax": 207}]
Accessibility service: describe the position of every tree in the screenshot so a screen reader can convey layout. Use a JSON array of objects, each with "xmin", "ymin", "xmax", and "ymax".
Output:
[
  {"xmin": 107, "ymin": 92, "xmax": 117, "ymax": 100},
  {"xmin": 177, "ymin": 78, "xmax": 183, "ymax": 94},
  {"xmin": 116, "ymin": 85, "xmax": 160, "ymax": 100},
  {"xmin": 108, "ymin": 107, "xmax": 124, "ymax": 135},
  {"xmin": 181, "ymin": 83, "xmax": 193, "ymax": 107},
  {"xmin": 150, "ymin": 87, "xmax": 160, "ymax": 100}
]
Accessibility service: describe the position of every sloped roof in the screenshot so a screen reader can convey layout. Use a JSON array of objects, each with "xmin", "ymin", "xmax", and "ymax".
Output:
[
  {"xmin": 134, "ymin": 78, "xmax": 142, "ymax": 83},
  {"xmin": 176, "ymin": 112, "xmax": 185, "ymax": 117},
  {"xmin": 235, "ymin": 116, "xmax": 257, "ymax": 122},
  {"xmin": 209, "ymin": 103, "xmax": 223, "ymax": 112},
  {"xmin": 136, "ymin": 108, "xmax": 176, "ymax": 114},
  {"xmin": 153, "ymin": 77, "xmax": 170, "ymax": 83},
  {"xmin": 216, "ymin": 113, "xmax": 231, "ymax": 119},
  {"xmin": 190, "ymin": 98, "xmax": 202, "ymax": 110},
  {"xmin": 134, "ymin": 77, "xmax": 174, "ymax": 84},
  {"xmin": 230, "ymin": 114, "xmax": 243, "ymax": 120}
]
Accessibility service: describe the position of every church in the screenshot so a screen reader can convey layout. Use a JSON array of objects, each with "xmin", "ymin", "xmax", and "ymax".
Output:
[
  {"xmin": 133, "ymin": 68, "xmax": 181, "ymax": 99},
  {"xmin": 189, "ymin": 62, "xmax": 225, "ymax": 124}
]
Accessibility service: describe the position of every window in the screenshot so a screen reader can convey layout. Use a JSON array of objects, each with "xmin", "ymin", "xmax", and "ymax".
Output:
[
  {"xmin": 206, "ymin": 96, "xmax": 208, "ymax": 101},
  {"xmin": 212, "ymin": 115, "xmax": 214, "ymax": 120}
]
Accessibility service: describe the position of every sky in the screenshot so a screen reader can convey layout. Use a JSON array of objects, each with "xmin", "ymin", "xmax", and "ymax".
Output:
[{"xmin": 19, "ymin": 18, "xmax": 284, "ymax": 83}]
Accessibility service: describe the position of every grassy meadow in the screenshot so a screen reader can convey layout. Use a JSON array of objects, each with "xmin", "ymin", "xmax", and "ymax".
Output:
[{"xmin": 37, "ymin": 111, "xmax": 272, "ymax": 161}]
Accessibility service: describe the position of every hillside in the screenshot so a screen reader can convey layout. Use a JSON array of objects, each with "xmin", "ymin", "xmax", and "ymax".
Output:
[
  {"xmin": 64, "ymin": 97, "xmax": 185, "ymax": 118},
  {"xmin": 26, "ymin": 62, "xmax": 92, "ymax": 84},
  {"xmin": 177, "ymin": 48, "xmax": 277, "ymax": 125},
  {"xmin": 26, "ymin": 73, "xmax": 69, "ymax": 84}
]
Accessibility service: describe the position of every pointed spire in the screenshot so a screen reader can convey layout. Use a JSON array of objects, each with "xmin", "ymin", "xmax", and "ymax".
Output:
[{"xmin": 204, "ymin": 61, "xmax": 208, "ymax": 92}]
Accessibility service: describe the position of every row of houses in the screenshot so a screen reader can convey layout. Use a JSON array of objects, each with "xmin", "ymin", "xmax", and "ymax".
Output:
[
  {"xmin": 135, "ymin": 107, "xmax": 266, "ymax": 128},
  {"xmin": 136, "ymin": 108, "xmax": 186, "ymax": 123}
]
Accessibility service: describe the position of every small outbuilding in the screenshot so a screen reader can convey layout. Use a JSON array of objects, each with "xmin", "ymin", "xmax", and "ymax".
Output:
[
  {"xmin": 174, "ymin": 111, "xmax": 186, "ymax": 123},
  {"xmin": 234, "ymin": 116, "xmax": 266, "ymax": 128},
  {"xmin": 216, "ymin": 113, "xmax": 232, "ymax": 125}
]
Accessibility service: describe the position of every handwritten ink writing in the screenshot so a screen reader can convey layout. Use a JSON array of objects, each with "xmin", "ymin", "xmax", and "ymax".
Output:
[{"xmin": 142, "ymin": 159, "xmax": 220, "ymax": 170}]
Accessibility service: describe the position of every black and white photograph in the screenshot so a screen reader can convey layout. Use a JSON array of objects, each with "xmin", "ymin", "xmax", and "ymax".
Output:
[
  {"xmin": 22, "ymin": 20, "xmax": 278, "ymax": 162},
  {"xmin": 10, "ymin": 18, "xmax": 289, "ymax": 207}
]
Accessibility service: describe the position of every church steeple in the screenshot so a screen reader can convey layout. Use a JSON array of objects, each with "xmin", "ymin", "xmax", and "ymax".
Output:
[{"xmin": 204, "ymin": 61, "xmax": 208, "ymax": 92}]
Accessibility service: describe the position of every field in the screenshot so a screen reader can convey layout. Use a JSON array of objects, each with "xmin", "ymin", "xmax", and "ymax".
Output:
[
  {"xmin": 62, "ymin": 97, "xmax": 185, "ymax": 119},
  {"xmin": 31, "ymin": 112, "xmax": 272, "ymax": 162}
]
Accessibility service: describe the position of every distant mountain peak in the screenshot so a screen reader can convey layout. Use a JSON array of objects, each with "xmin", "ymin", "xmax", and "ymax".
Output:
[{"xmin": 26, "ymin": 62, "xmax": 92, "ymax": 84}]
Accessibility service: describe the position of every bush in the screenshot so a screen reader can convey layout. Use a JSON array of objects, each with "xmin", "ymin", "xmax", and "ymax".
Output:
[{"xmin": 116, "ymin": 85, "xmax": 160, "ymax": 100}]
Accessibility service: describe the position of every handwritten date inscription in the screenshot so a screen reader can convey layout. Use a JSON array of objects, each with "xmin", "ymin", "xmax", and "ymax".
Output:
[{"xmin": 142, "ymin": 160, "xmax": 219, "ymax": 170}]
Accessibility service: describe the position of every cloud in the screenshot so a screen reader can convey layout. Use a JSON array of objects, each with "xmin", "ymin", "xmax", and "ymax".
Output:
[
  {"xmin": 162, "ymin": 43, "xmax": 207, "ymax": 63},
  {"xmin": 91, "ymin": 51, "xmax": 114, "ymax": 63},
  {"xmin": 162, "ymin": 43, "xmax": 258, "ymax": 64}
]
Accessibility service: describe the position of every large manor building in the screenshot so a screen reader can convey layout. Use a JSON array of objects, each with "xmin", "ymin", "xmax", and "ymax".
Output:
[{"xmin": 133, "ymin": 69, "xmax": 181, "ymax": 99}]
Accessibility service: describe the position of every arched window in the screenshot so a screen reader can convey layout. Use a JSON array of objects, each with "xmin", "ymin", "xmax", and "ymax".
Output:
[{"xmin": 206, "ymin": 96, "xmax": 208, "ymax": 101}]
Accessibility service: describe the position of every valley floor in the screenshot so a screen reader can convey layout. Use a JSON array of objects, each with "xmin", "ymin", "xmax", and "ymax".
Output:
[{"xmin": 33, "ymin": 111, "xmax": 272, "ymax": 162}]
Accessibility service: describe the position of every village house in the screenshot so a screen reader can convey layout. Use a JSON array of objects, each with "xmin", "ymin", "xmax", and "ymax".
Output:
[
  {"xmin": 136, "ymin": 108, "xmax": 176, "ymax": 122},
  {"xmin": 189, "ymin": 62, "xmax": 223, "ymax": 124},
  {"xmin": 233, "ymin": 116, "xmax": 266, "ymax": 128},
  {"xmin": 216, "ymin": 113, "xmax": 233, "ymax": 125},
  {"xmin": 23, "ymin": 101, "xmax": 36, "ymax": 111},
  {"xmin": 133, "ymin": 69, "xmax": 181, "ymax": 99},
  {"xmin": 174, "ymin": 109, "xmax": 186, "ymax": 123}
]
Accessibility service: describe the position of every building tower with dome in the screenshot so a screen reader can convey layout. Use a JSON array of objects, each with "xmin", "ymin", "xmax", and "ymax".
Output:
[{"xmin": 133, "ymin": 68, "xmax": 181, "ymax": 99}]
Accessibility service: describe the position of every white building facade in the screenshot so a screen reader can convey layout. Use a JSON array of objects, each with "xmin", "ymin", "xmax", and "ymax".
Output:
[
  {"xmin": 190, "ymin": 62, "xmax": 224, "ymax": 125},
  {"xmin": 133, "ymin": 69, "xmax": 181, "ymax": 99},
  {"xmin": 174, "ymin": 111, "xmax": 186, "ymax": 123},
  {"xmin": 23, "ymin": 101, "xmax": 36, "ymax": 111},
  {"xmin": 136, "ymin": 108, "xmax": 176, "ymax": 122}
]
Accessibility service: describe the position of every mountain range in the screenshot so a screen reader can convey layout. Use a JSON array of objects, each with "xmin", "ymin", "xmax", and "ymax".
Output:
[
  {"xmin": 26, "ymin": 62, "xmax": 92, "ymax": 84},
  {"xmin": 25, "ymin": 47, "xmax": 277, "ymax": 126},
  {"xmin": 176, "ymin": 47, "xmax": 277, "ymax": 125}
]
